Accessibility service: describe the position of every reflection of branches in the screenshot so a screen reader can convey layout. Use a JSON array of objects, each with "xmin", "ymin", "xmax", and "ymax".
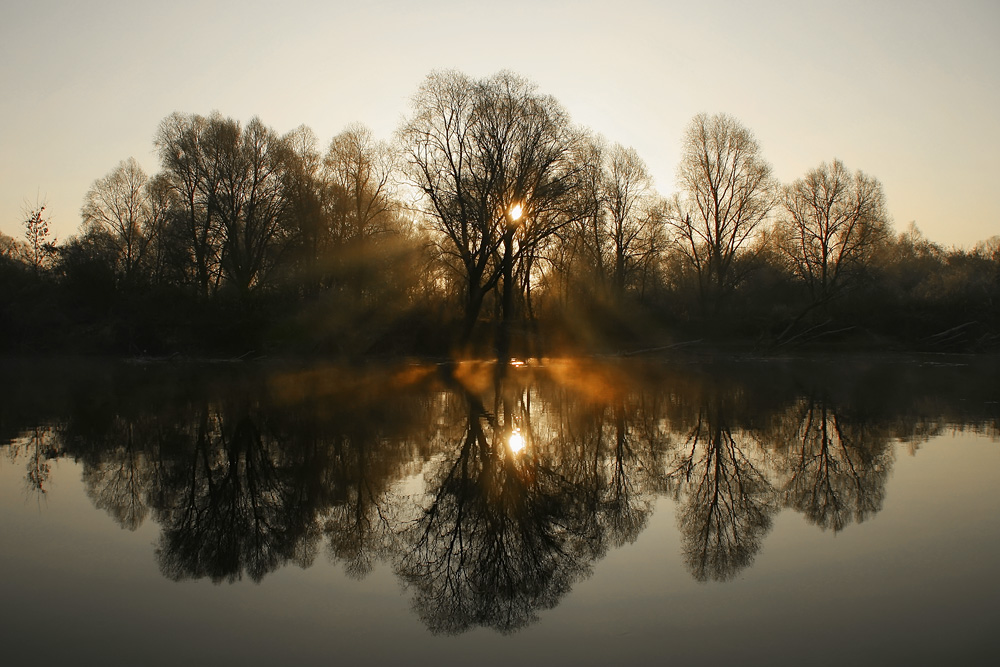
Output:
[
  {"xmin": 321, "ymin": 433, "xmax": 401, "ymax": 579},
  {"xmin": 8, "ymin": 357, "xmax": 979, "ymax": 633},
  {"xmin": 595, "ymin": 403, "xmax": 657, "ymax": 548},
  {"xmin": 325, "ymin": 486, "xmax": 395, "ymax": 579},
  {"xmin": 665, "ymin": 406, "xmax": 777, "ymax": 582},
  {"xmin": 11, "ymin": 426, "xmax": 60, "ymax": 496},
  {"xmin": 779, "ymin": 398, "xmax": 892, "ymax": 532},
  {"xmin": 155, "ymin": 408, "xmax": 313, "ymax": 583},
  {"xmin": 82, "ymin": 419, "xmax": 153, "ymax": 530},
  {"xmin": 397, "ymin": 389, "xmax": 596, "ymax": 634}
]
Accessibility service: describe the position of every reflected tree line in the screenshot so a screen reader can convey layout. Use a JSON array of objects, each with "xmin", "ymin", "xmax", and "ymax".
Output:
[
  {"xmin": 3, "ymin": 70, "xmax": 999, "ymax": 356},
  {"xmin": 2, "ymin": 359, "xmax": 997, "ymax": 633}
]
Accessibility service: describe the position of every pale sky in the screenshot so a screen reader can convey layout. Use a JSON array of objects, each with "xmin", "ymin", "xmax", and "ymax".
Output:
[{"xmin": 2, "ymin": 0, "xmax": 997, "ymax": 247}]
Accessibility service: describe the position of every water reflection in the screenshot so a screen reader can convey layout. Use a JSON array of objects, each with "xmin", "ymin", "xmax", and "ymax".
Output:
[
  {"xmin": 1, "ymin": 356, "xmax": 997, "ymax": 632},
  {"xmin": 775, "ymin": 398, "xmax": 892, "ymax": 532},
  {"xmin": 399, "ymin": 385, "xmax": 591, "ymax": 633},
  {"xmin": 664, "ymin": 398, "xmax": 778, "ymax": 582}
]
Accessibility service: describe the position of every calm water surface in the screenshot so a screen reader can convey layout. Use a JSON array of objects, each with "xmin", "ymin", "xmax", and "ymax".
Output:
[{"xmin": 1, "ymin": 356, "xmax": 998, "ymax": 666}]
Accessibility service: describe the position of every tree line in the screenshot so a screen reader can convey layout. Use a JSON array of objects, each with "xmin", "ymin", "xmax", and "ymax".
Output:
[{"xmin": 2, "ymin": 70, "xmax": 998, "ymax": 356}]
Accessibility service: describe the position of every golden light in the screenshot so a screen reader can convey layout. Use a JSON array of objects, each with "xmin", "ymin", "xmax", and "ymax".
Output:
[
  {"xmin": 508, "ymin": 428, "xmax": 525, "ymax": 455},
  {"xmin": 509, "ymin": 203, "xmax": 523, "ymax": 222}
]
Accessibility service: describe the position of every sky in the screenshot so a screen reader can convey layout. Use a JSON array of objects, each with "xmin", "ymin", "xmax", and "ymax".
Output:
[{"xmin": 1, "ymin": 0, "xmax": 998, "ymax": 248}]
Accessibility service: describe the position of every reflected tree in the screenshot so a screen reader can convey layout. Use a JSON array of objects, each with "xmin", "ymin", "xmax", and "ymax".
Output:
[
  {"xmin": 775, "ymin": 397, "xmax": 893, "ymax": 531},
  {"xmin": 81, "ymin": 417, "xmax": 159, "ymax": 530},
  {"xmin": 599, "ymin": 401, "xmax": 665, "ymax": 545},
  {"xmin": 396, "ymin": 383, "xmax": 597, "ymax": 634},
  {"xmin": 316, "ymin": 420, "xmax": 411, "ymax": 579},
  {"xmin": 9, "ymin": 425, "xmax": 60, "ymax": 496},
  {"xmin": 155, "ymin": 406, "xmax": 316, "ymax": 583},
  {"xmin": 664, "ymin": 400, "xmax": 777, "ymax": 582},
  {"xmin": 554, "ymin": 397, "xmax": 660, "ymax": 551},
  {"xmin": 258, "ymin": 364, "xmax": 442, "ymax": 579}
]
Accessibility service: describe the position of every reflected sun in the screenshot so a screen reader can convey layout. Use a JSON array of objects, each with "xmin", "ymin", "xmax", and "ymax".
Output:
[{"xmin": 508, "ymin": 429, "xmax": 525, "ymax": 455}]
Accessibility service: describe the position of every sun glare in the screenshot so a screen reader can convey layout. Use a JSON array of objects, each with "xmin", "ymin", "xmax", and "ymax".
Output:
[
  {"xmin": 508, "ymin": 429, "xmax": 525, "ymax": 455},
  {"xmin": 509, "ymin": 203, "xmax": 523, "ymax": 221}
]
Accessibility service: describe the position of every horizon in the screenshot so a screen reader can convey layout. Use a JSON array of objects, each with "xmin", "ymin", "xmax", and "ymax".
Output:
[{"xmin": 2, "ymin": 0, "xmax": 998, "ymax": 248}]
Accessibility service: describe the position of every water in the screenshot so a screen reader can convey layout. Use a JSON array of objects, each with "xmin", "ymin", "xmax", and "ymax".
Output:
[{"xmin": 1, "ymin": 356, "xmax": 997, "ymax": 666}]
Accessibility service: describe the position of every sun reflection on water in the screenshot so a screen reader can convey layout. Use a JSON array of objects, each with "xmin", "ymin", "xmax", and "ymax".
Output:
[{"xmin": 508, "ymin": 429, "xmax": 525, "ymax": 455}]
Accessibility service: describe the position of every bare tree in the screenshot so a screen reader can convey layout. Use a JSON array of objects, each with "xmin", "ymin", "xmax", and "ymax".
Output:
[
  {"xmin": 666, "ymin": 113, "xmax": 776, "ymax": 308},
  {"xmin": 323, "ymin": 123, "xmax": 396, "ymax": 244},
  {"xmin": 220, "ymin": 117, "xmax": 292, "ymax": 294},
  {"xmin": 81, "ymin": 157, "xmax": 166, "ymax": 288},
  {"xmin": 280, "ymin": 124, "xmax": 326, "ymax": 291},
  {"xmin": 399, "ymin": 70, "xmax": 579, "ymax": 343},
  {"xmin": 778, "ymin": 159, "xmax": 890, "ymax": 304},
  {"xmin": 551, "ymin": 137, "xmax": 663, "ymax": 303},
  {"xmin": 602, "ymin": 143, "xmax": 663, "ymax": 297},
  {"xmin": 154, "ymin": 112, "xmax": 223, "ymax": 296},
  {"xmin": 154, "ymin": 113, "xmax": 293, "ymax": 296}
]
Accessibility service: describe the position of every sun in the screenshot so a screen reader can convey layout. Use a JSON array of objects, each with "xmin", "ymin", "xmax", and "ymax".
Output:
[{"xmin": 508, "ymin": 428, "xmax": 525, "ymax": 455}]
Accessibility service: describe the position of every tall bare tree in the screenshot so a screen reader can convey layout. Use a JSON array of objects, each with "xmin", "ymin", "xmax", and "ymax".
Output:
[
  {"xmin": 280, "ymin": 124, "xmax": 325, "ymax": 290},
  {"xmin": 324, "ymin": 123, "xmax": 396, "ymax": 244},
  {"xmin": 81, "ymin": 157, "xmax": 167, "ymax": 288},
  {"xmin": 552, "ymin": 137, "xmax": 663, "ymax": 302},
  {"xmin": 666, "ymin": 113, "xmax": 776, "ymax": 309},
  {"xmin": 778, "ymin": 159, "xmax": 890, "ymax": 304},
  {"xmin": 602, "ymin": 143, "xmax": 663, "ymax": 297},
  {"xmin": 154, "ymin": 112, "xmax": 223, "ymax": 296},
  {"xmin": 215, "ymin": 116, "xmax": 291, "ymax": 294},
  {"xmin": 154, "ymin": 113, "xmax": 292, "ymax": 296},
  {"xmin": 399, "ymin": 70, "xmax": 579, "ymax": 342}
]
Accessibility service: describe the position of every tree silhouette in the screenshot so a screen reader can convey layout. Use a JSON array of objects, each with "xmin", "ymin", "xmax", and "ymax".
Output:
[
  {"xmin": 664, "ymin": 402, "xmax": 778, "ymax": 582},
  {"xmin": 154, "ymin": 113, "xmax": 224, "ymax": 296},
  {"xmin": 80, "ymin": 157, "xmax": 167, "ymax": 289},
  {"xmin": 777, "ymin": 159, "xmax": 890, "ymax": 306},
  {"xmin": 553, "ymin": 137, "xmax": 664, "ymax": 306},
  {"xmin": 155, "ymin": 407, "xmax": 316, "ymax": 583},
  {"xmin": 23, "ymin": 204, "xmax": 55, "ymax": 275},
  {"xmin": 396, "ymin": 382, "xmax": 598, "ymax": 634},
  {"xmin": 399, "ymin": 70, "xmax": 580, "ymax": 345},
  {"xmin": 665, "ymin": 113, "xmax": 776, "ymax": 311},
  {"xmin": 81, "ymin": 417, "xmax": 157, "ymax": 531},
  {"xmin": 775, "ymin": 397, "xmax": 892, "ymax": 531}
]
